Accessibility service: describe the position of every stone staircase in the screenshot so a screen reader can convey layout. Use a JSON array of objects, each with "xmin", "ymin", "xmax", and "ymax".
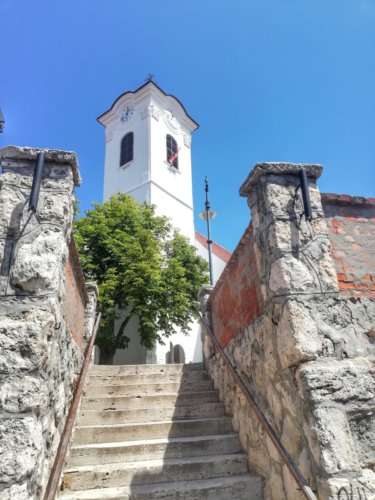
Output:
[{"xmin": 59, "ymin": 363, "xmax": 263, "ymax": 499}]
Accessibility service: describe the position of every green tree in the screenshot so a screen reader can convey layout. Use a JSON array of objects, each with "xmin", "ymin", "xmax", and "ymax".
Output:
[{"xmin": 74, "ymin": 194, "xmax": 208, "ymax": 364}]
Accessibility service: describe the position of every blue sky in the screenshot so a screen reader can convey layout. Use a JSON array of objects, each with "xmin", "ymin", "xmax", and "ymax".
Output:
[{"xmin": 1, "ymin": 0, "xmax": 374, "ymax": 251}]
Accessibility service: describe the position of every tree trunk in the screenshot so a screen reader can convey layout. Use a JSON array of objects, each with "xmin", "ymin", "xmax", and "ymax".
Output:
[
  {"xmin": 99, "ymin": 349, "xmax": 116, "ymax": 365},
  {"xmin": 116, "ymin": 310, "xmax": 134, "ymax": 342}
]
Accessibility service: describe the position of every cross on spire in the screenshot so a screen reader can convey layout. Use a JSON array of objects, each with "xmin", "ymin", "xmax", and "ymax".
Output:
[{"xmin": 145, "ymin": 73, "xmax": 155, "ymax": 83}]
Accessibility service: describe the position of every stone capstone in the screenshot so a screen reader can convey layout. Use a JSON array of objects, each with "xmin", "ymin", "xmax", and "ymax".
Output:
[{"xmin": 239, "ymin": 162, "xmax": 323, "ymax": 197}]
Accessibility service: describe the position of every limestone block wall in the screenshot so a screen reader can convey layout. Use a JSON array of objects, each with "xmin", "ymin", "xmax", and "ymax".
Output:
[
  {"xmin": 202, "ymin": 163, "xmax": 375, "ymax": 500},
  {"xmin": 0, "ymin": 146, "xmax": 97, "ymax": 500}
]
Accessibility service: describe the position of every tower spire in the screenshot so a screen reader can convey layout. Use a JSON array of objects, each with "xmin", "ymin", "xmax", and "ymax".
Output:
[{"xmin": 145, "ymin": 73, "xmax": 155, "ymax": 82}]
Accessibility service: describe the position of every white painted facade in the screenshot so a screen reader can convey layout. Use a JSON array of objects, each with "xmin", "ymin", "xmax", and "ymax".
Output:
[
  {"xmin": 99, "ymin": 82, "xmax": 229, "ymax": 365},
  {"xmin": 99, "ymin": 82, "xmax": 197, "ymax": 242}
]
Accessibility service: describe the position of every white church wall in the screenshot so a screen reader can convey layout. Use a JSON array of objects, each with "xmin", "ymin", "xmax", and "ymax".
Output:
[
  {"xmin": 103, "ymin": 104, "xmax": 149, "ymax": 203},
  {"xmin": 155, "ymin": 318, "xmax": 203, "ymax": 364},
  {"xmin": 195, "ymin": 236, "xmax": 229, "ymax": 284},
  {"xmin": 112, "ymin": 315, "xmax": 148, "ymax": 365},
  {"xmin": 151, "ymin": 182, "xmax": 195, "ymax": 241},
  {"xmin": 148, "ymin": 98, "xmax": 194, "ymax": 209},
  {"xmin": 98, "ymin": 82, "xmax": 217, "ymax": 365}
]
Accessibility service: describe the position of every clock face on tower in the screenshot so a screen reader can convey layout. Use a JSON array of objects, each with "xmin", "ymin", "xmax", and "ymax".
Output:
[{"xmin": 120, "ymin": 106, "xmax": 135, "ymax": 123}]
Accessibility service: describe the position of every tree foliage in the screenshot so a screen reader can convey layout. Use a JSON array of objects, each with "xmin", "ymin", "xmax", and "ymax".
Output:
[{"xmin": 74, "ymin": 194, "xmax": 208, "ymax": 362}]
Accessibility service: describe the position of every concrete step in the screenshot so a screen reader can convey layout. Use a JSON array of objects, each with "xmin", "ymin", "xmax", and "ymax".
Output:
[
  {"xmin": 90, "ymin": 363, "xmax": 204, "ymax": 375},
  {"xmin": 67, "ymin": 434, "xmax": 242, "ymax": 467},
  {"xmin": 81, "ymin": 390, "xmax": 220, "ymax": 410},
  {"xmin": 74, "ymin": 417, "xmax": 233, "ymax": 444},
  {"xmin": 59, "ymin": 474, "xmax": 263, "ymax": 499},
  {"xmin": 84, "ymin": 380, "xmax": 213, "ymax": 398},
  {"xmin": 88, "ymin": 370, "xmax": 209, "ymax": 386},
  {"xmin": 78, "ymin": 402, "xmax": 226, "ymax": 425},
  {"xmin": 62, "ymin": 453, "xmax": 249, "ymax": 491},
  {"xmin": 60, "ymin": 363, "xmax": 264, "ymax": 499}
]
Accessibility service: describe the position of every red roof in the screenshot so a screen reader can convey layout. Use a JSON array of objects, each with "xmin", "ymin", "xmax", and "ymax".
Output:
[{"xmin": 195, "ymin": 231, "xmax": 232, "ymax": 263}]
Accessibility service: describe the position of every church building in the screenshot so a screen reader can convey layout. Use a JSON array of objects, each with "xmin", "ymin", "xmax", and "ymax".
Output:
[{"xmin": 97, "ymin": 80, "xmax": 231, "ymax": 364}]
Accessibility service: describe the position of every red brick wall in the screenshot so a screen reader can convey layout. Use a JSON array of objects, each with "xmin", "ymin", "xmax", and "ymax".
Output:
[
  {"xmin": 62, "ymin": 237, "xmax": 88, "ymax": 351},
  {"xmin": 322, "ymin": 193, "xmax": 375, "ymax": 298},
  {"xmin": 209, "ymin": 224, "xmax": 264, "ymax": 347}
]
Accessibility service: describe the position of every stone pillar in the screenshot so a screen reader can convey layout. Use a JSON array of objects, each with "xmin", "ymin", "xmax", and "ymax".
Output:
[
  {"xmin": 240, "ymin": 163, "xmax": 339, "ymax": 302},
  {"xmin": 239, "ymin": 163, "xmax": 375, "ymax": 499},
  {"xmin": 0, "ymin": 146, "xmax": 96, "ymax": 499},
  {"xmin": 198, "ymin": 284, "xmax": 214, "ymax": 362},
  {"xmin": 85, "ymin": 282, "xmax": 99, "ymax": 343},
  {"xmin": 240, "ymin": 163, "xmax": 339, "ymax": 369}
]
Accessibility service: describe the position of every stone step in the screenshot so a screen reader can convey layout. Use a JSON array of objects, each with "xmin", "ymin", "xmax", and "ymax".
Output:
[
  {"xmin": 67, "ymin": 434, "xmax": 242, "ymax": 467},
  {"xmin": 90, "ymin": 363, "xmax": 203, "ymax": 375},
  {"xmin": 81, "ymin": 390, "xmax": 220, "ymax": 410},
  {"xmin": 59, "ymin": 474, "xmax": 263, "ymax": 499},
  {"xmin": 74, "ymin": 417, "xmax": 233, "ymax": 444},
  {"xmin": 78, "ymin": 402, "xmax": 226, "ymax": 425},
  {"xmin": 62, "ymin": 454, "xmax": 249, "ymax": 491},
  {"xmin": 84, "ymin": 380, "xmax": 213, "ymax": 398},
  {"xmin": 88, "ymin": 370, "xmax": 209, "ymax": 386}
]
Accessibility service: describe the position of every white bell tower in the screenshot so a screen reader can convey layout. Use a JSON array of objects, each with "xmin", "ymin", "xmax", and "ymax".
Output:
[{"xmin": 98, "ymin": 81, "xmax": 199, "ymax": 242}]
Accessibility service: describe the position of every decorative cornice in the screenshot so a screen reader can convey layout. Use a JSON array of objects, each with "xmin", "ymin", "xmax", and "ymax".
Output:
[
  {"xmin": 161, "ymin": 109, "xmax": 181, "ymax": 134},
  {"xmin": 183, "ymin": 134, "xmax": 191, "ymax": 148},
  {"xmin": 141, "ymin": 104, "xmax": 161, "ymax": 121},
  {"xmin": 106, "ymin": 126, "xmax": 115, "ymax": 142},
  {"xmin": 97, "ymin": 81, "xmax": 199, "ymax": 131}
]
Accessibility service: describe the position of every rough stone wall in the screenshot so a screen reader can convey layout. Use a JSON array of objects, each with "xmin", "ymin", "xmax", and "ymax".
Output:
[
  {"xmin": 202, "ymin": 163, "xmax": 375, "ymax": 500},
  {"xmin": 322, "ymin": 193, "xmax": 375, "ymax": 298},
  {"xmin": 0, "ymin": 146, "xmax": 97, "ymax": 500}
]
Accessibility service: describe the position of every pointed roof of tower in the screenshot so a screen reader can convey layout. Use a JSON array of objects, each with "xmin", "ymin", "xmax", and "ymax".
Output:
[{"xmin": 97, "ymin": 81, "xmax": 199, "ymax": 131}]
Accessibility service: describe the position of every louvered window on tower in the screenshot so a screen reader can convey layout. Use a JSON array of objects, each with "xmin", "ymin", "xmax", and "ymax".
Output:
[
  {"xmin": 120, "ymin": 132, "xmax": 134, "ymax": 166},
  {"xmin": 166, "ymin": 134, "xmax": 178, "ymax": 169}
]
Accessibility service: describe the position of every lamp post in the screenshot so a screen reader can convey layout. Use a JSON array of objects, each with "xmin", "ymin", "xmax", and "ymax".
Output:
[
  {"xmin": 0, "ymin": 107, "xmax": 5, "ymax": 133},
  {"xmin": 199, "ymin": 177, "xmax": 216, "ymax": 285}
]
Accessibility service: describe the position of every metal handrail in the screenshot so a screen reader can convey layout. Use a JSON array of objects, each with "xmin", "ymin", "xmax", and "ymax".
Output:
[
  {"xmin": 199, "ymin": 312, "xmax": 318, "ymax": 500},
  {"xmin": 43, "ymin": 313, "xmax": 101, "ymax": 500}
]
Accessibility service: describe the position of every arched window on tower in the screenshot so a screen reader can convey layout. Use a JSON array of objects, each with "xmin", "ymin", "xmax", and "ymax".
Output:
[
  {"xmin": 166, "ymin": 134, "xmax": 179, "ymax": 169},
  {"xmin": 120, "ymin": 132, "xmax": 134, "ymax": 166}
]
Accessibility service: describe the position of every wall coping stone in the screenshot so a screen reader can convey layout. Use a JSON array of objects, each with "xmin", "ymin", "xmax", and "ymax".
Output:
[
  {"xmin": 0, "ymin": 145, "xmax": 81, "ymax": 186},
  {"xmin": 239, "ymin": 162, "xmax": 323, "ymax": 197},
  {"xmin": 322, "ymin": 192, "xmax": 375, "ymax": 207}
]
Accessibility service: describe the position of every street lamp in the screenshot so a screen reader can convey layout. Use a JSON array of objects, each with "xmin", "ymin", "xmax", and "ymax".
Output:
[
  {"xmin": 0, "ymin": 107, "xmax": 5, "ymax": 133},
  {"xmin": 199, "ymin": 177, "xmax": 216, "ymax": 285}
]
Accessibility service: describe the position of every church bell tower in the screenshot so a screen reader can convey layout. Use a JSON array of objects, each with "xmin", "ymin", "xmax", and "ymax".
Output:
[{"xmin": 98, "ymin": 81, "xmax": 199, "ymax": 242}]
